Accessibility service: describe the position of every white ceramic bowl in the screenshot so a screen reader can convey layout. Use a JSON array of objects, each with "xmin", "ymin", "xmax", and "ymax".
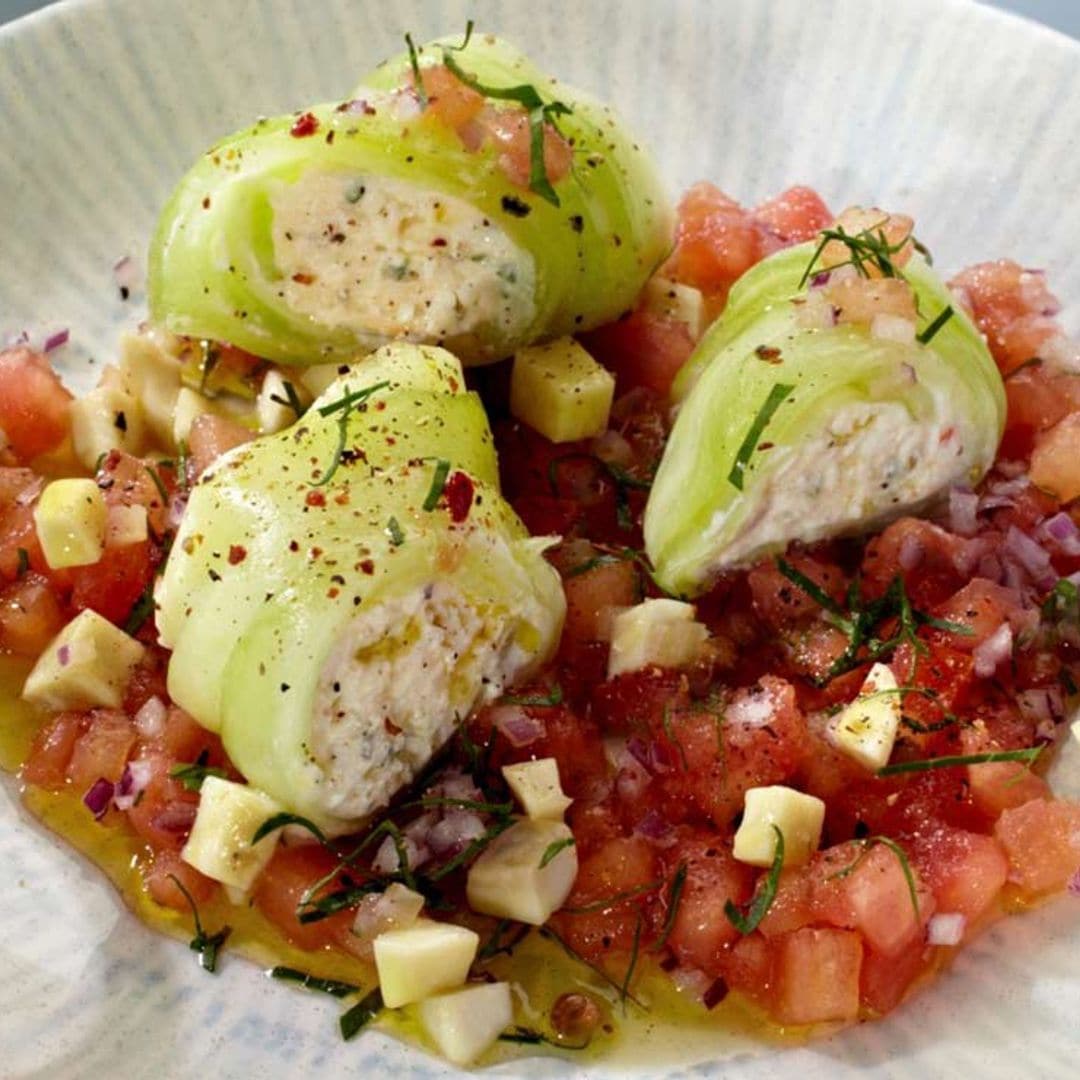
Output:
[{"xmin": 1, "ymin": 0, "xmax": 1079, "ymax": 1076}]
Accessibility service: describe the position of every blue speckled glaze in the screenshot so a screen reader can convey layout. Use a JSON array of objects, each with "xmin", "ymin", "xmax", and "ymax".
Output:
[{"xmin": 1, "ymin": 1, "xmax": 1079, "ymax": 1076}]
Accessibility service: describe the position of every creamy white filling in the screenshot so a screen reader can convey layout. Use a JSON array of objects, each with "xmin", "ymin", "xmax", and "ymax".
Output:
[
  {"xmin": 309, "ymin": 581, "xmax": 530, "ymax": 821},
  {"xmin": 708, "ymin": 397, "xmax": 967, "ymax": 569},
  {"xmin": 271, "ymin": 172, "xmax": 536, "ymax": 357}
]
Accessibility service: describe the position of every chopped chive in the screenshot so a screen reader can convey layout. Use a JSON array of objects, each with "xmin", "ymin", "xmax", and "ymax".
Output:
[
  {"xmin": 917, "ymin": 304, "xmax": 954, "ymax": 345},
  {"xmin": 477, "ymin": 919, "xmax": 531, "ymax": 961},
  {"xmin": 426, "ymin": 816, "xmax": 515, "ymax": 882},
  {"xmin": 168, "ymin": 873, "xmax": 231, "ymax": 973},
  {"xmin": 826, "ymin": 836, "xmax": 921, "ymax": 922},
  {"xmin": 386, "ymin": 515, "xmax": 405, "ymax": 547},
  {"xmin": 404, "ymin": 32, "xmax": 428, "ymax": 108},
  {"xmin": 406, "ymin": 795, "xmax": 515, "ymax": 816},
  {"xmin": 878, "ymin": 746, "xmax": 1042, "ymax": 776},
  {"xmin": 144, "ymin": 462, "xmax": 170, "ymax": 505},
  {"xmin": 315, "ymin": 381, "xmax": 392, "ymax": 417},
  {"xmin": 252, "ymin": 811, "xmax": 327, "ymax": 845},
  {"xmin": 422, "ymin": 458, "xmax": 452, "ymax": 511},
  {"xmin": 123, "ymin": 582, "xmax": 157, "ymax": 636},
  {"xmin": 269, "ymin": 379, "xmax": 306, "ymax": 418},
  {"xmin": 775, "ymin": 556, "xmax": 846, "ymax": 619},
  {"xmin": 539, "ymin": 925, "xmax": 647, "ymax": 1009},
  {"xmin": 619, "ymin": 911, "xmax": 644, "ymax": 1008},
  {"xmin": 270, "ymin": 966, "xmax": 361, "ymax": 998},
  {"xmin": 652, "ymin": 861, "xmax": 688, "ymax": 953},
  {"xmin": 539, "ymin": 836, "xmax": 576, "ymax": 869},
  {"xmin": 170, "ymin": 749, "xmax": 228, "ymax": 792},
  {"xmin": 562, "ymin": 878, "xmax": 664, "ymax": 915},
  {"xmin": 727, "ymin": 383, "xmax": 794, "ymax": 491},
  {"xmin": 198, "ymin": 341, "xmax": 220, "ymax": 394},
  {"xmin": 176, "ymin": 439, "xmax": 190, "ymax": 492},
  {"xmin": 339, "ymin": 987, "xmax": 384, "ymax": 1041},
  {"xmin": 724, "ymin": 826, "xmax": 784, "ymax": 935},
  {"xmin": 499, "ymin": 1025, "xmax": 589, "ymax": 1050},
  {"xmin": 297, "ymin": 882, "xmax": 385, "ymax": 924},
  {"xmin": 798, "ymin": 221, "xmax": 911, "ymax": 288}
]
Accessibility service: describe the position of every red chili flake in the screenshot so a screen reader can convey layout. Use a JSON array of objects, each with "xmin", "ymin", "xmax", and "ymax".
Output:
[
  {"xmin": 306, "ymin": 490, "xmax": 327, "ymax": 508},
  {"xmin": 292, "ymin": 272, "xmax": 315, "ymax": 285},
  {"xmin": 290, "ymin": 111, "xmax": 320, "ymax": 138},
  {"xmin": 359, "ymin": 559, "xmax": 375, "ymax": 575},
  {"xmin": 228, "ymin": 544, "xmax": 248, "ymax": 565},
  {"xmin": 289, "ymin": 540, "xmax": 300, "ymax": 552},
  {"xmin": 431, "ymin": 237, "xmax": 448, "ymax": 248},
  {"xmin": 327, "ymin": 587, "xmax": 341, "ymax": 599},
  {"xmin": 202, "ymin": 196, "xmax": 211, "ymax": 210},
  {"xmin": 754, "ymin": 345, "xmax": 783, "ymax": 363},
  {"xmin": 444, "ymin": 470, "xmax": 475, "ymax": 524},
  {"xmin": 384, "ymin": 717, "xmax": 403, "ymax": 736},
  {"xmin": 309, "ymin": 546, "xmax": 323, "ymax": 560},
  {"xmin": 333, "ymin": 492, "xmax": 350, "ymax": 506}
]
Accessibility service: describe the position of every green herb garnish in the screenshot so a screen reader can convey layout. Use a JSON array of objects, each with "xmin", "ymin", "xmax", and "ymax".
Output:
[
  {"xmin": 168, "ymin": 873, "xmax": 231, "ymax": 973},
  {"xmin": 170, "ymin": 749, "xmax": 228, "ymax": 792},
  {"xmin": 917, "ymin": 304, "xmax": 954, "ymax": 345},
  {"xmin": 477, "ymin": 919, "xmax": 531, "ymax": 961},
  {"xmin": 724, "ymin": 826, "xmax": 784, "ymax": 935},
  {"xmin": 386, "ymin": 515, "xmax": 405, "ymax": 547},
  {"xmin": 339, "ymin": 987, "xmax": 384, "ymax": 1041},
  {"xmin": 144, "ymin": 462, "xmax": 170, "ymax": 505},
  {"xmin": 404, "ymin": 32, "xmax": 428, "ymax": 108},
  {"xmin": 539, "ymin": 836, "xmax": 576, "ymax": 869},
  {"xmin": 799, "ymin": 221, "xmax": 910, "ymax": 288},
  {"xmin": 652, "ymin": 860, "xmax": 688, "ymax": 953},
  {"xmin": 504, "ymin": 684, "xmax": 564, "ymax": 707},
  {"xmin": 499, "ymin": 1025, "xmax": 588, "ymax": 1050},
  {"xmin": 312, "ymin": 380, "xmax": 390, "ymax": 487},
  {"xmin": 619, "ymin": 911, "xmax": 644, "ymax": 1008},
  {"xmin": 728, "ymin": 383, "xmax": 794, "ymax": 491},
  {"xmin": 252, "ymin": 811, "xmax": 327, "ymax": 845},
  {"xmin": 422, "ymin": 458, "xmax": 452, "ymax": 511},
  {"xmin": 438, "ymin": 21, "xmax": 572, "ymax": 206},
  {"xmin": 123, "ymin": 582, "xmax": 157, "ymax": 636},
  {"xmin": 270, "ymin": 966, "xmax": 361, "ymax": 997},
  {"xmin": 539, "ymin": 926, "xmax": 646, "ymax": 1009},
  {"xmin": 826, "ymin": 836, "xmax": 920, "ymax": 921},
  {"xmin": 15, "ymin": 547, "xmax": 29, "ymax": 578},
  {"xmin": 878, "ymin": 746, "xmax": 1042, "ymax": 776},
  {"xmin": 563, "ymin": 878, "xmax": 664, "ymax": 915},
  {"xmin": 269, "ymin": 379, "xmax": 306, "ymax": 419}
]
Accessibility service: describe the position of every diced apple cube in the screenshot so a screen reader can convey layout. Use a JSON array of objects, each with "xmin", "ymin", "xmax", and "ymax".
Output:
[
  {"xmin": 106, "ymin": 503, "xmax": 149, "ymax": 547},
  {"xmin": 180, "ymin": 776, "xmax": 283, "ymax": 893},
  {"xmin": 501, "ymin": 758, "xmax": 572, "ymax": 821},
  {"xmin": 641, "ymin": 276, "xmax": 706, "ymax": 339},
  {"xmin": 33, "ymin": 478, "xmax": 107, "ymax": 569},
  {"xmin": 510, "ymin": 338, "xmax": 615, "ymax": 443},
  {"xmin": 173, "ymin": 387, "xmax": 215, "ymax": 446},
  {"xmin": 70, "ymin": 383, "xmax": 145, "ymax": 469},
  {"xmin": 419, "ymin": 981, "xmax": 513, "ymax": 1066},
  {"xmin": 466, "ymin": 819, "xmax": 577, "ymax": 925},
  {"xmin": 117, "ymin": 330, "xmax": 183, "ymax": 446},
  {"xmin": 373, "ymin": 919, "xmax": 479, "ymax": 1008},
  {"xmin": 22, "ymin": 609, "xmax": 145, "ymax": 710},
  {"xmin": 607, "ymin": 598, "xmax": 708, "ymax": 678},
  {"xmin": 733, "ymin": 785, "xmax": 825, "ymax": 868},
  {"xmin": 827, "ymin": 662, "xmax": 902, "ymax": 771},
  {"xmin": 257, "ymin": 369, "xmax": 309, "ymax": 435}
]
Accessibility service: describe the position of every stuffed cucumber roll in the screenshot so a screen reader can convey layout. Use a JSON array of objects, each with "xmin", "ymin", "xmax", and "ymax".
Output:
[
  {"xmin": 155, "ymin": 342, "xmax": 565, "ymax": 835},
  {"xmin": 148, "ymin": 29, "xmax": 671, "ymax": 366},
  {"xmin": 644, "ymin": 209, "xmax": 1006, "ymax": 598}
]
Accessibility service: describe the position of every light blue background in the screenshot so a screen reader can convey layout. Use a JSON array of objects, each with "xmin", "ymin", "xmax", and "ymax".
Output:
[{"xmin": 1, "ymin": 0, "xmax": 1079, "ymax": 36}]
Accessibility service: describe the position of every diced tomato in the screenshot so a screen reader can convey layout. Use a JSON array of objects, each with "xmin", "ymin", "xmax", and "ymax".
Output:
[
  {"xmin": 662, "ymin": 832, "xmax": 754, "ymax": 974},
  {"xmin": 961, "ymin": 722, "xmax": 1050, "ymax": 817},
  {"xmin": 930, "ymin": 578, "xmax": 1027, "ymax": 651},
  {"xmin": 125, "ymin": 749, "xmax": 200, "ymax": 851},
  {"xmin": 418, "ymin": 64, "xmax": 485, "ymax": 131},
  {"xmin": 253, "ymin": 842, "xmax": 357, "ymax": 951},
  {"xmin": 554, "ymin": 836, "xmax": 658, "ymax": 966},
  {"xmin": 667, "ymin": 182, "xmax": 776, "ymax": 302},
  {"xmin": 159, "ymin": 706, "xmax": 225, "ymax": 765},
  {"xmin": 994, "ymin": 798, "xmax": 1080, "ymax": 896},
  {"xmin": 144, "ymin": 849, "xmax": 219, "ymax": 911},
  {"xmin": 0, "ymin": 493, "xmax": 47, "ymax": 584},
  {"xmin": 0, "ymin": 347, "xmax": 73, "ymax": 461},
  {"xmin": 747, "ymin": 552, "xmax": 847, "ymax": 627},
  {"xmin": 66, "ymin": 709, "xmax": 136, "ymax": 791},
  {"xmin": 473, "ymin": 104, "xmax": 573, "ymax": 191},
  {"xmin": 68, "ymin": 541, "xmax": 154, "ymax": 627},
  {"xmin": 772, "ymin": 927, "xmax": 863, "ymax": 1025},
  {"xmin": 21, "ymin": 711, "xmax": 88, "ymax": 791},
  {"xmin": 188, "ymin": 414, "xmax": 253, "ymax": 479},
  {"xmin": 908, "ymin": 827, "xmax": 1008, "ymax": 925},
  {"xmin": 861, "ymin": 517, "xmax": 973, "ymax": 608},
  {"xmin": 562, "ymin": 558, "xmax": 639, "ymax": 643},
  {"xmin": 1002, "ymin": 364, "xmax": 1080, "ymax": 459},
  {"xmin": 860, "ymin": 940, "xmax": 927, "ymax": 1016},
  {"xmin": 97, "ymin": 450, "xmax": 171, "ymax": 535},
  {"xmin": 1030, "ymin": 412, "xmax": 1080, "ymax": 503},
  {"xmin": 716, "ymin": 932, "xmax": 772, "ymax": 1006},
  {"xmin": 580, "ymin": 311, "xmax": 695, "ymax": 397},
  {"xmin": 0, "ymin": 572, "xmax": 65, "ymax": 656},
  {"xmin": 752, "ymin": 186, "xmax": 832, "ymax": 245}
]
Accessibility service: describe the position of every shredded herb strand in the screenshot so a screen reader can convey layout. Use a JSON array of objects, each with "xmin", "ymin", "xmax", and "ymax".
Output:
[
  {"xmin": 878, "ymin": 747, "xmax": 1042, "ymax": 776},
  {"xmin": 339, "ymin": 987, "xmax": 384, "ymax": 1041},
  {"xmin": 917, "ymin": 304, "xmax": 954, "ymax": 345},
  {"xmin": 728, "ymin": 383, "xmax": 794, "ymax": 490},
  {"xmin": 724, "ymin": 826, "xmax": 784, "ymax": 934},
  {"xmin": 270, "ymin": 966, "xmax": 360, "ymax": 998},
  {"xmin": 168, "ymin": 873, "xmax": 231, "ymax": 973}
]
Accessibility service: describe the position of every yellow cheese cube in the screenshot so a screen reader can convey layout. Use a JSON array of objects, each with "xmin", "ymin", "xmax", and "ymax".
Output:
[
  {"xmin": 70, "ymin": 384, "xmax": 145, "ymax": 469},
  {"xmin": 33, "ymin": 478, "xmax": 107, "ymax": 569},
  {"xmin": 419, "ymin": 982, "xmax": 513, "ymax": 1066},
  {"xmin": 106, "ymin": 503, "xmax": 149, "ymax": 547},
  {"xmin": 608, "ymin": 598, "xmax": 708, "ymax": 678},
  {"xmin": 828, "ymin": 662, "xmax": 902, "ymax": 771},
  {"xmin": 733, "ymin": 785, "xmax": 825, "ymax": 868},
  {"xmin": 373, "ymin": 919, "xmax": 479, "ymax": 1008},
  {"xmin": 180, "ymin": 776, "xmax": 283, "ymax": 893},
  {"xmin": 501, "ymin": 758, "xmax": 572, "ymax": 821},
  {"xmin": 173, "ymin": 387, "xmax": 215, "ymax": 446},
  {"xmin": 118, "ymin": 330, "xmax": 183, "ymax": 446},
  {"xmin": 466, "ymin": 818, "xmax": 577, "ymax": 925},
  {"xmin": 641, "ymin": 276, "xmax": 706, "ymax": 339},
  {"xmin": 22, "ymin": 609, "xmax": 145, "ymax": 710},
  {"xmin": 510, "ymin": 338, "xmax": 615, "ymax": 443}
]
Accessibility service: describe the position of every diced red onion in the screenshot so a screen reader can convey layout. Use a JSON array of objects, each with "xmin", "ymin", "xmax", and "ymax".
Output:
[
  {"xmin": 810, "ymin": 271, "xmax": 831, "ymax": 288},
  {"xmin": 927, "ymin": 912, "xmax": 966, "ymax": 946},
  {"xmin": 15, "ymin": 477, "xmax": 44, "ymax": 507},
  {"xmin": 134, "ymin": 696, "xmax": 167, "ymax": 738},
  {"xmin": 372, "ymin": 831, "xmax": 426, "ymax": 875},
  {"xmin": 1068, "ymin": 868, "xmax": 1080, "ymax": 898},
  {"xmin": 83, "ymin": 778, "xmax": 115, "ymax": 820},
  {"xmin": 57, "ymin": 644, "xmax": 71, "ymax": 667},
  {"xmin": 615, "ymin": 762, "xmax": 651, "ymax": 802},
  {"xmin": 427, "ymin": 811, "xmax": 486, "ymax": 857},
  {"xmin": 4, "ymin": 329, "xmax": 30, "ymax": 347},
  {"xmin": 352, "ymin": 884, "xmax": 424, "ymax": 951},
  {"xmin": 634, "ymin": 809, "xmax": 674, "ymax": 843},
  {"xmin": 1016, "ymin": 686, "xmax": 1064, "ymax": 729},
  {"xmin": 428, "ymin": 769, "xmax": 482, "ymax": 804},
  {"xmin": 391, "ymin": 90, "xmax": 423, "ymax": 120},
  {"xmin": 43, "ymin": 328, "xmax": 69, "ymax": 353},
  {"xmin": 626, "ymin": 736, "xmax": 652, "ymax": 771},
  {"xmin": 591, "ymin": 429, "xmax": 634, "ymax": 468},
  {"xmin": 948, "ymin": 488, "xmax": 979, "ymax": 537},
  {"xmin": 727, "ymin": 687, "xmax": 777, "ymax": 729},
  {"xmin": 1039, "ymin": 512, "xmax": 1080, "ymax": 556},
  {"xmin": 670, "ymin": 966, "xmax": 711, "ymax": 998},
  {"xmin": 977, "ymin": 553, "xmax": 1004, "ymax": 583},
  {"xmin": 112, "ymin": 759, "xmax": 152, "ymax": 811},
  {"xmin": 491, "ymin": 705, "xmax": 544, "ymax": 748},
  {"xmin": 1004, "ymin": 526, "xmax": 1055, "ymax": 588},
  {"xmin": 973, "ymin": 622, "xmax": 1013, "ymax": 678},
  {"xmin": 977, "ymin": 494, "xmax": 1017, "ymax": 514}
]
